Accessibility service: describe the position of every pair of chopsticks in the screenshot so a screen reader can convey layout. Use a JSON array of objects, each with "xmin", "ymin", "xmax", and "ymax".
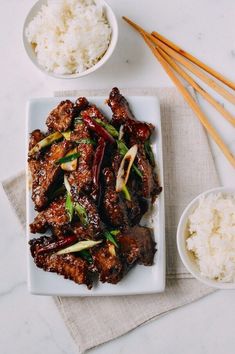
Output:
[{"xmin": 123, "ymin": 16, "xmax": 235, "ymax": 168}]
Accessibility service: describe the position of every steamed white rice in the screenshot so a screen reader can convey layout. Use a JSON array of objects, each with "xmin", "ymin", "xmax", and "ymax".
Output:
[
  {"xmin": 25, "ymin": 0, "xmax": 111, "ymax": 74},
  {"xmin": 186, "ymin": 193, "xmax": 235, "ymax": 282}
]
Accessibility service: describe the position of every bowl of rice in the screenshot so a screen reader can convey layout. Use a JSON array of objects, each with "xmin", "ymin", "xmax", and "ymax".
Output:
[
  {"xmin": 177, "ymin": 187, "xmax": 235, "ymax": 289},
  {"xmin": 23, "ymin": 0, "xmax": 118, "ymax": 78}
]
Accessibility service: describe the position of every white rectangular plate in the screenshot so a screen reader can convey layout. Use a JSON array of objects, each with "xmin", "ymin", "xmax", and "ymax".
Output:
[{"xmin": 26, "ymin": 95, "xmax": 165, "ymax": 296}]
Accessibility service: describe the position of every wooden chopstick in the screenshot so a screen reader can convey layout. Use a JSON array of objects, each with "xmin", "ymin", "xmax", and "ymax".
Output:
[
  {"xmin": 152, "ymin": 31, "xmax": 235, "ymax": 91},
  {"xmin": 149, "ymin": 35, "xmax": 235, "ymax": 105},
  {"xmin": 143, "ymin": 36, "xmax": 235, "ymax": 168},
  {"xmin": 157, "ymin": 47, "xmax": 235, "ymax": 127},
  {"xmin": 123, "ymin": 17, "xmax": 235, "ymax": 105},
  {"xmin": 122, "ymin": 16, "xmax": 235, "ymax": 168}
]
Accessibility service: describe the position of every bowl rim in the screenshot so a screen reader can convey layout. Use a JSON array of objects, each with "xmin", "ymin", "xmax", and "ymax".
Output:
[
  {"xmin": 22, "ymin": 0, "xmax": 118, "ymax": 79},
  {"xmin": 177, "ymin": 186, "xmax": 235, "ymax": 289}
]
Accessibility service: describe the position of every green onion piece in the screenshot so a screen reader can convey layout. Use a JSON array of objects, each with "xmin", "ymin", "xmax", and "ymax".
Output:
[
  {"xmin": 63, "ymin": 177, "xmax": 88, "ymax": 226},
  {"xmin": 117, "ymin": 140, "xmax": 143, "ymax": 178},
  {"xmin": 95, "ymin": 119, "xmax": 119, "ymax": 138},
  {"xmin": 64, "ymin": 175, "xmax": 71, "ymax": 195},
  {"xmin": 55, "ymin": 153, "xmax": 80, "ymax": 165},
  {"xmin": 65, "ymin": 193, "xmax": 74, "ymax": 222},
  {"xmin": 118, "ymin": 125, "xmax": 124, "ymax": 140},
  {"xmin": 76, "ymin": 138, "xmax": 95, "ymax": 145},
  {"xmin": 144, "ymin": 140, "xmax": 155, "ymax": 166},
  {"xmin": 56, "ymin": 240, "xmax": 102, "ymax": 255},
  {"xmin": 104, "ymin": 231, "xmax": 118, "ymax": 248},
  {"xmin": 122, "ymin": 184, "xmax": 131, "ymax": 201},
  {"xmin": 74, "ymin": 202, "xmax": 88, "ymax": 227},
  {"xmin": 74, "ymin": 116, "xmax": 83, "ymax": 125},
  {"xmin": 61, "ymin": 131, "xmax": 71, "ymax": 140},
  {"xmin": 132, "ymin": 164, "xmax": 143, "ymax": 178},
  {"xmin": 78, "ymin": 249, "xmax": 93, "ymax": 264},
  {"xmin": 117, "ymin": 140, "xmax": 128, "ymax": 155},
  {"xmin": 29, "ymin": 132, "xmax": 62, "ymax": 156},
  {"xmin": 110, "ymin": 230, "xmax": 120, "ymax": 236},
  {"xmin": 116, "ymin": 144, "xmax": 138, "ymax": 192}
]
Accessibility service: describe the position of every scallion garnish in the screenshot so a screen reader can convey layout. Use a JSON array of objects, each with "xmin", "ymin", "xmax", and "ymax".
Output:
[
  {"xmin": 104, "ymin": 231, "xmax": 119, "ymax": 248},
  {"xmin": 78, "ymin": 249, "xmax": 93, "ymax": 264},
  {"xmin": 95, "ymin": 118, "xmax": 119, "ymax": 138},
  {"xmin": 74, "ymin": 202, "xmax": 88, "ymax": 227},
  {"xmin": 65, "ymin": 193, "xmax": 74, "ymax": 222},
  {"xmin": 122, "ymin": 184, "xmax": 131, "ymax": 201},
  {"xmin": 144, "ymin": 140, "xmax": 155, "ymax": 166},
  {"xmin": 56, "ymin": 240, "xmax": 102, "ymax": 255},
  {"xmin": 117, "ymin": 140, "xmax": 143, "ymax": 178},
  {"xmin": 76, "ymin": 138, "xmax": 95, "ymax": 145},
  {"xmin": 55, "ymin": 152, "xmax": 80, "ymax": 165}
]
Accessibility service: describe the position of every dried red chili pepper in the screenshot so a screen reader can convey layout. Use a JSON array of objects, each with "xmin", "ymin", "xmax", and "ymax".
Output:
[
  {"xmin": 82, "ymin": 114, "xmax": 115, "ymax": 144},
  {"xmin": 36, "ymin": 235, "xmax": 78, "ymax": 255},
  {"xmin": 92, "ymin": 137, "xmax": 106, "ymax": 200}
]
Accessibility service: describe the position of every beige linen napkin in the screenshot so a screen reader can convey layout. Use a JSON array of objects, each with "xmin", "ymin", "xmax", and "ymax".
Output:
[{"xmin": 2, "ymin": 87, "xmax": 220, "ymax": 353}]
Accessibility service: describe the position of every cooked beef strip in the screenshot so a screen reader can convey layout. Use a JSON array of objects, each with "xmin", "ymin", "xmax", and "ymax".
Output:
[
  {"xmin": 68, "ymin": 120, "xmax": 94, "ymax": 197},
  {"xmin": 73, "ymin": 97, "xmax": 89, "ymax": 117},
  {"xmin": 30, "ymin": 194, "xmax": 102, "ymax": 240},
  {"xmin": 73, "ymin": 195, "xmax": 103, "ymax": 239},
  {"xmin": 30, "ymin": 196, "xmax": 69, "ymax": 234},
  {"xmin": 59, "ymin": 195, "xmax": 103, "ymax": 240},
  {"xmin": 135, "ymin": 145, "xmax": 162, "ymax": 201},
  {"xmin": 111, "ymin": 151, "xmax": 122, "ymax": 177},
  {"xmin": 108, "ymin": 88, "xmax": 161, "ymax": 201},
  {"xmin": 125, "ymin": 194, "xmax": 145, "ymax": 225},
  {"xmin": 46, "ymin": 100, "xmax": 74, "ymax": 132},
  {"xmin": 29, "ymin": 140, "xmax": 72, "ymax": 210},
  {"xmin": 29, "ymin": 129, "xmax": 45, "ymax": 151},
  {"xmin": 117, "ymin": 225, "xmax": 156, "ymax": 266},
  {"xmin": 29, "ymin": 236, "xmax": 93, "ymax": 289},
  {"xmin": 81, "ymin": 104, "xmax": 108, "ymax": 123},
  {"xmin": 101, "ymin": 167, "xmax": 129, "ymax": 228},
  {"xmin": 30, "ymin": 212, "xmax": 48, "ymax": 234},
  {"xmin": 110, "ymin": 153, "xmax": 148, "ymax": 224},
  {"xmin": 28, "ymin": 90, "xmax": 160, "ymax": 287},
  {"xmin": 108, "ymin": 87, "xmax": 154, "ymax": 142},
  {"xmin": 91, "ymin": 241, "xmax": 124, "ymax": 284},
  {"xmin": 66, "ymin": 150, "xmax": 93, "ymax": 197}
]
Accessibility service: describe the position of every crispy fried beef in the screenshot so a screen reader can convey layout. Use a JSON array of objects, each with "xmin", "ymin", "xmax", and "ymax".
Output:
[
  {"xmin": 68, "ymin": 121, "xmax": 94, "ymax": 196},
  {"xmin": 73, "ymin": 97, "xmax": 89, "ymax": 116},
  {"xmin": 29, "ymin": 140, "xmax": 71, "ymax": 210},
  {"xmin": 111, "ymin": 153, "xmax": 147, "ymax": 224},
  {"xmin": 29, "ymin": 129, "xmax": 45, "ymax": 151},
  {"xmin": 74, "ymin": 195, "xmax": 103, "ymax": 239},
  {"xmin": 46, "ymin": 100, "xmax": 74, "ymax": 132},
  {"xmin": 81, "ymin": 104, "xmax": 108, "ymax": 123},
  {"xmin": 28, "ymin": 89, "xmax": 161, "ymax": 288},
  {"xmin": 30, "ymin": 195, "xmax": 102, "ymax": 240},
  {"xmin": 30, "ymin": 196, "xmax": 69, "ymax": 234},
  {"xmin": 118, "ymin": 226, "xmax": 156, "ymax": 266},
  {"xmin": 92, "ymin": 242, "xmax": 124, "ymax": 284},
  {"xmin": 136, "ymin": 145, "xmax": 162, "ymax": 201},
  {"xmin": 29, "ymin": 236, "xmax": 93, "ymax": 288},
  {"xmin": 108, "ymin": 87, "xmax": 154, "ymax": 142},
  {"xmin": 59, "ymin": 195, "xmax": 104, "ymax": 240},
  {"xmin": 102, "ymin": 167, "xmax": 129, "ymax": 228},
  {"xmin": 108, "ymin": 87, "xmax": 161, "ymax": 201}
]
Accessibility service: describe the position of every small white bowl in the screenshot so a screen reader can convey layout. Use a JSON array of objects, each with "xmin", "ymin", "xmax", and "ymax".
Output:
[
  {"xmin": 23, "ymin": 0, "xmax": 118, "ymax": 79},
  {"xmin": 177, "ymin": 186, "xmax": 235, "ymax": 289}
]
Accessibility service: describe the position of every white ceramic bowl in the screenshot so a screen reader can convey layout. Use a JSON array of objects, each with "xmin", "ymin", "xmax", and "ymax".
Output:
[
  {"xmin": 177, "ymin": 186, "xmax": 235, "ymax": 289},
  {"xmin": 23, "ymin": 0, "xmax": 118, "ymax": 79}
]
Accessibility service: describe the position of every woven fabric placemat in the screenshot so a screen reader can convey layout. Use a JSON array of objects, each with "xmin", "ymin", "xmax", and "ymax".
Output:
[{"xmin": 2, "ymin": 87, "xmax": 219, "ymax": 353}]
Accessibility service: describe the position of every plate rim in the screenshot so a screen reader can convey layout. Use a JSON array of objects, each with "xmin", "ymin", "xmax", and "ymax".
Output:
[{"xmin": 26, "ymin": 94, "xmax": 166, "ymax": 296}]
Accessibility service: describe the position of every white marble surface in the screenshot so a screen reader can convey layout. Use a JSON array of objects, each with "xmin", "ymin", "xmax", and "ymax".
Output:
[{"xmin": 0, "ymin": 1, "xmax": 234, "ymax": 353}]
